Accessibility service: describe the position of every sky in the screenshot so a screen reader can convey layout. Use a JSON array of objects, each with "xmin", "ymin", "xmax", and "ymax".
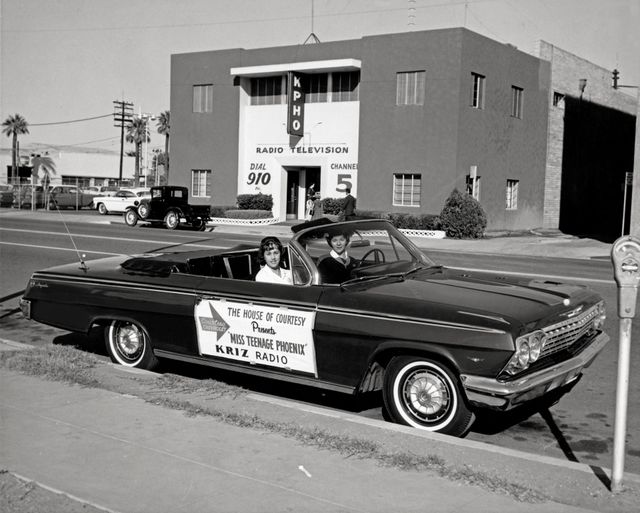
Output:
[{"xmin": 1, "ymin": 0, "xmax": 638, "ymax": 152}]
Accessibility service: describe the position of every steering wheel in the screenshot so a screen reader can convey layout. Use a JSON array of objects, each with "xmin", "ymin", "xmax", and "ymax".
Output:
[{"xmin": 354, "ymin": 248, "xmax": 386, "ymax": 269}]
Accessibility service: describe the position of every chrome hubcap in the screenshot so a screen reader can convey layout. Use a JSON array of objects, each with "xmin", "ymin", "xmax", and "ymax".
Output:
[
  {"xmin": 403, "ymin": 370, "xmax": 450, "ymax": 421},
  {"xmin": 116, "ymin": 324, "xmax": 143, "ymax": 360}
]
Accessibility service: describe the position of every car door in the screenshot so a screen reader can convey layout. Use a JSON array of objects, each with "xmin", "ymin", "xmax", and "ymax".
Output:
[
  {"xmin": 49, "ymin": 186, "xmax": 68, "ymax": 208},
  {"xmin": 192, "ymin": 253, "xmax": 325, "ymax": 384}
]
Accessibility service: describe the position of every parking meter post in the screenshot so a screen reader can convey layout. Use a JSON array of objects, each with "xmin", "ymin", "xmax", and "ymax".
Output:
[{"xmin": 610, "ymin": 235, "xmax": 640, "ymax": 492}]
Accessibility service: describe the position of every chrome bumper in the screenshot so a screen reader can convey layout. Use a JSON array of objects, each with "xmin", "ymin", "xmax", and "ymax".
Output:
[
  {"xmin": 19, "ymin": 298, "xmax": 31, "ymax": 319},
  {"xmin": 461, "ymin": 332, "xmax": 609, "ymax": 410}
]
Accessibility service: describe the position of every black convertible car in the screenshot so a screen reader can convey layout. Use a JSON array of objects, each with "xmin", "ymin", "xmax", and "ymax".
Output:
[{"xmin": 20, "ymin": 219, "xmax": 608, "ymax": 436}]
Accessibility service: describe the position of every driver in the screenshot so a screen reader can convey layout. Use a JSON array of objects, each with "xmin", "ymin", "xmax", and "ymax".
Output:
[{"xmin": 317, "ymin": 230, "xmax": 358, "ymax": 284}]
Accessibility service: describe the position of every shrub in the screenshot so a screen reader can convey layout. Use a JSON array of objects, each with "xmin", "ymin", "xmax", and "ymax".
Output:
[
  {"xmin": 236, "ymin": 194, "xmax": 273, "ymax": 210},
  {"xmin": 225, "ymin": 209, "xmax": 273, "ymax": 219},
  {"xmin": 210, "ymin": 205, "xmax": 235, "ymax": 218},
  {"xmin": 322, "ymin": 197, "xmax": 344, "ymax": 215},
  {"xmin": 388, "ymin": 213, "xmax": 441, "ymax": 230},
  {"xmin": 439, "ymin": 189, "xmax": 487, "ymax": 239}
]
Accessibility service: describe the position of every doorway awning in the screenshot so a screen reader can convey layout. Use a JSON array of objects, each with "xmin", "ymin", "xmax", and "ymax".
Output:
[{"xmin": 230, "ymin": 59, "xmax": 361, "ymax": 77}]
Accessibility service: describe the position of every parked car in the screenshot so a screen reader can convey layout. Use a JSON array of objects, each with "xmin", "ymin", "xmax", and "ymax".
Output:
[
  {"xmin": 20, "ymin": 218, "xmax": 608, "ymax": 436},
  {"xmin": 124, "ymin": 185, "xmax": 211, "ymax": 230},
  {"xmin": 82, "ymin": 186, "xmax": 101, "ymax": 194},
  {"xmin": 12, "ymin": 185, "xmax": 45, "ymax": 209},
  {"xmin": 0, "ymin": 184, "xmax": 14, "ymax": 207},
  {"xmin": 93, "ymin": 188, "xmax": 151, "ymax": 215},
  {"xmin": 48, "ymin": 185, "xmax": 96, "ymax": 210},
  {"xmin": 97, "ymin": 185, "xmax": 121, "ymax": 196}
]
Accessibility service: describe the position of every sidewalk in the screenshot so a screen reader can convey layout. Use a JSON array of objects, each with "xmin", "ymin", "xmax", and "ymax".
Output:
[{"xmin": 2, "ymin": 364, "xmax": 637, "ymax": 513}]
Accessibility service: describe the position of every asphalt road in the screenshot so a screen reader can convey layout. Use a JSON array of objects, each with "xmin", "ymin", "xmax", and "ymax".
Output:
[{"xmin": 1, "ymin": 212, "xmax": 638, "ymax": 475}]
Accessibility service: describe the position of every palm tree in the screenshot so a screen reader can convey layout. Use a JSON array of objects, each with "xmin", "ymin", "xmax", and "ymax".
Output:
[
  {"xmin": 31, "ymin": 154, "xmax": 57, "ymax": 209},
  {"xmin": 156, "ymin": 110, "xmax": 170, "ymax": 183},
  {"xmin": 2, "ymin": 114, "xmax": 29, "ymax": 184},
  {"xmin": 126, "ymin": 116, "xmax": 150, "ymax": 185}
]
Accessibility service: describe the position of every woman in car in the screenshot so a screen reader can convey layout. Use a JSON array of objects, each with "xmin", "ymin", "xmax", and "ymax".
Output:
[
  {"xmin": 255, "ymin": 236, "xmax": 293, "ymax": 285},
  {"xmin": 317, "ymin": 230, "xmax": 358, "ymax": 284}
]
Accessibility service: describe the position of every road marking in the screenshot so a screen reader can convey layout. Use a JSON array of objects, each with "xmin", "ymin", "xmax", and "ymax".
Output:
[
  {"xmin": 0, "ymin": 227, "xmax": 227, "ymax": 248},
  {"xmin": 0, "ymin": 241, "xmax": 123, "ymax": 256},
  {"xmin": 449, "ymin": 266, "xmax": 614, "ymax": 285}
]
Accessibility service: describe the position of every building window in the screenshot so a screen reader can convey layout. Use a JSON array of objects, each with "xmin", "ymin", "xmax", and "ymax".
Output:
[
  {"xmin": 393, "ymin": 173, "xmax": 421, "ymax": 207},
  {"xmin": 331, "ymin": 71, "xmax": 360, "ymax": 102},
  {"xmin": 466, "ymin": 174, "xmax": 481, "ymax": 201},
  {"xmin": 304, "ymin": 73, "xmax": 328, "ymax": 103},
  {"xmin": 511, "ymin": 86, "xmax": 523, "ymax": 118},
  {"xmin": 552, "ymin": 91, "xmax": 565, "ymax": 108},
  {"xmin": 193, "ymin": 84, "xmax": 213, "ymax": 113},
  {"xmin": 192, "ymin": 169, "xmax": 212, "ymax": 197},
  {"xmin": 471, "ymin": 73, "xmax": 485, "ymax": 109},
  {"xmin": 250, "ymin": 77, "xmax": 284, "ymax": 105},
  {"xmin": 506, "ymin": 179, "xmax": 519, "ymax": 210},
  {"xmin": 396, "ymin": 71, "xmax": 426, "ymax": 106}
]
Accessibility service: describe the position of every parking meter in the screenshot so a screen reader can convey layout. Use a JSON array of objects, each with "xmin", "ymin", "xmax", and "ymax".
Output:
[{"xmin": 612, "ymin": 236, "xmax": 640, "ymax": 318}]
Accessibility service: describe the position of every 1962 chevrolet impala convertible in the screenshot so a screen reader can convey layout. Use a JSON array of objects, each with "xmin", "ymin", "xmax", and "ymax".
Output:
[{"xmin": 20, "ymin": 219, "xmax": 608, "ymax": 436}]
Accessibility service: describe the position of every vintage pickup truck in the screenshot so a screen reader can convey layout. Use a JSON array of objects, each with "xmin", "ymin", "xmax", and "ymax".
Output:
[{"xmin": 124, "ymin": 185, "xmax": 211, "ymax": 230}]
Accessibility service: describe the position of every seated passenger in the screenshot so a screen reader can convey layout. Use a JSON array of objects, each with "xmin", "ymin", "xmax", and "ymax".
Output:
[
  {"xmin": 255, "ymin": 236, "xmax": 293, "ymax": 285},
  {"xmin": 317, "ymin": 230, "xmax": 358, "ymax": 284}
]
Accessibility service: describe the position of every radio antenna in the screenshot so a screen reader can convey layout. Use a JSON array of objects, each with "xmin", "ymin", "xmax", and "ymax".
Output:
[{"xmin": 51, "ymin": 196, "xmax": 88, "ymax": 271}]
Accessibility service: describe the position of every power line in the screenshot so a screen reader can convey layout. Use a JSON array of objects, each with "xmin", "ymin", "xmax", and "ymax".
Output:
[
  {"xmin": 29, "ymin": 113, "xmax": 113, "ymax": 126},
  {"xmin": 3, "ymin": 0, "xmax": 502, "ymax": 33}
]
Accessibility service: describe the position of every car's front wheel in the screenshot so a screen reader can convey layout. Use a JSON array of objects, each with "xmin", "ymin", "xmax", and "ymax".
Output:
[
  {"xmin": 97, "ymin": 203, "xmax": 108, "ymax": 215},
  {"xmin": 383, "ymin": 356, "xmax": 474, "ymax": 436},
  {"xmin": 124, "ymin": 209, "xmax": 138, "ymax": 226},
  {"xmin": 105, "ymin": 320, "xmax": 159, "ymax": 370},
  {"xmin": 164, "ymin": 210, "xmax": 179, "ymax": 230}
]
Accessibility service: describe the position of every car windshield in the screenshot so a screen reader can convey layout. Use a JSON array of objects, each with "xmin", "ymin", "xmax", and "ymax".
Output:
[{"xmin": 292, "ymin": 219, "xmax": 436, "ymax": 285}]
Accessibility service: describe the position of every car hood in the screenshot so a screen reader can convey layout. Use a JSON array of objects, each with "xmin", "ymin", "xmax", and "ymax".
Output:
[{"xmin": 343, "ymin": 266, "xmax": 596, "ymax": 329}]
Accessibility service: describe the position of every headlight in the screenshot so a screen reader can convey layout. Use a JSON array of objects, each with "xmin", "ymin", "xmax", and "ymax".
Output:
[
  {"xmin": 516, "ymin": 341, "xmax": 530, "ymax": 366},
  {"xmin": 505, "ymin": 330, "xmax": 546, "ymax": 375}
]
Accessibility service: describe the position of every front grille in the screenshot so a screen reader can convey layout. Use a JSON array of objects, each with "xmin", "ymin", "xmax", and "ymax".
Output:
[{"xmin": 541, "ymin": 306, "xmax": 599, "ymax": 358}]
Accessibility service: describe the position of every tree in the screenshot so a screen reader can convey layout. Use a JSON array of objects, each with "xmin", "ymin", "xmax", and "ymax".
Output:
[
  {"xmin": 31, "ymin": 154, "xmax": 57, "ymax": 209},
  {"xmin": 126, "ymin": 116, "xmax": 150, "ymax": 185},
  {"xmin": 2, "ymin": 114, "xmax": 29, "ymax": 184},
  {"xmin": 156, "ymin": 110, "xmax": 170, "ymax": 183}
]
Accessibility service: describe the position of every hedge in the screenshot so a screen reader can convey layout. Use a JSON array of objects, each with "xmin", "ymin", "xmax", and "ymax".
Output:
[
  {"xmin": 224, "ymin": 209, "xmax": 274, "ymax": 219},
  {"xmin": 236, "ymin": 193, "xmax": 273, "ymax": 210}
]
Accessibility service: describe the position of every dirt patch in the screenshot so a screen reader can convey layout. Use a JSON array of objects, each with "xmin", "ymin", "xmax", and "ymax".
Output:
[{"xmin": 0, "ymin": 471, "xmax": 107, "ymax": 513}]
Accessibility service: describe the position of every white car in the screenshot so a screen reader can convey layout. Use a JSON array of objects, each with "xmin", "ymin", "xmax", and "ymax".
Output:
[{"xmin": 93, "ymin": 188, "xmax": 151, "ymax": 215}]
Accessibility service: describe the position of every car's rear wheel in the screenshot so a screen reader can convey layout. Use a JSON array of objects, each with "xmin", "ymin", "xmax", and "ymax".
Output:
[
  {"xmin": 124, "ymin": 209, "xmax": 138, "ymax": 226},
  {"xmin": 105, "ymin": 320, "xmax": 159, "ymax": 370},
  {"xmin": 382, "ymin": 356, "xmax": 474, "ymax": 436},
  {"xmin": 97, "ymin": 203, "xmax": 108, "ymax": 215},
  {"xmin": 138, "ymin": 202, "xmax": 150, "ymax": 219},
  {"xmin": 164, "ymin": 210, "xmax": 179, "ymax": 230}
]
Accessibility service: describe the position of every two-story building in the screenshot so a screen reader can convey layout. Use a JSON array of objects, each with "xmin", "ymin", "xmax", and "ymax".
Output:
[{"xmin": 169, "ymin": 27, "xmax": 636, "ymax": 236}]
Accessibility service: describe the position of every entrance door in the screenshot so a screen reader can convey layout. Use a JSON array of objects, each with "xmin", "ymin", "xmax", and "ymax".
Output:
[{"xmin": 286, "ymin": 170, "xmax": 300, "ymax": 220}]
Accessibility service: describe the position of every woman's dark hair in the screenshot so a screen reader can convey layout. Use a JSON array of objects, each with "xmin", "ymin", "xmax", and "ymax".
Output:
[
  {"xmin": 258, "ymin": 236, "xmax": 283, "ymax": 265},
  {"xmin": 325, "ymin": 230, "xmax": 351, "ymax": 247}
]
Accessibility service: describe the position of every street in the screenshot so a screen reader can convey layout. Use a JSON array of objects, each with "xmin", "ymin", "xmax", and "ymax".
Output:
[{"xmin": 1, "ymin": 211, "xmax": 638, "ymax": 476}]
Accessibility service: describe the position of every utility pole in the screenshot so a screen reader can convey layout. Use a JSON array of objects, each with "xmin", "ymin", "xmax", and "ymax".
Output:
[{"xmin": 113, "ymin": 100, "xmax": 134, "ymax": 184}]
